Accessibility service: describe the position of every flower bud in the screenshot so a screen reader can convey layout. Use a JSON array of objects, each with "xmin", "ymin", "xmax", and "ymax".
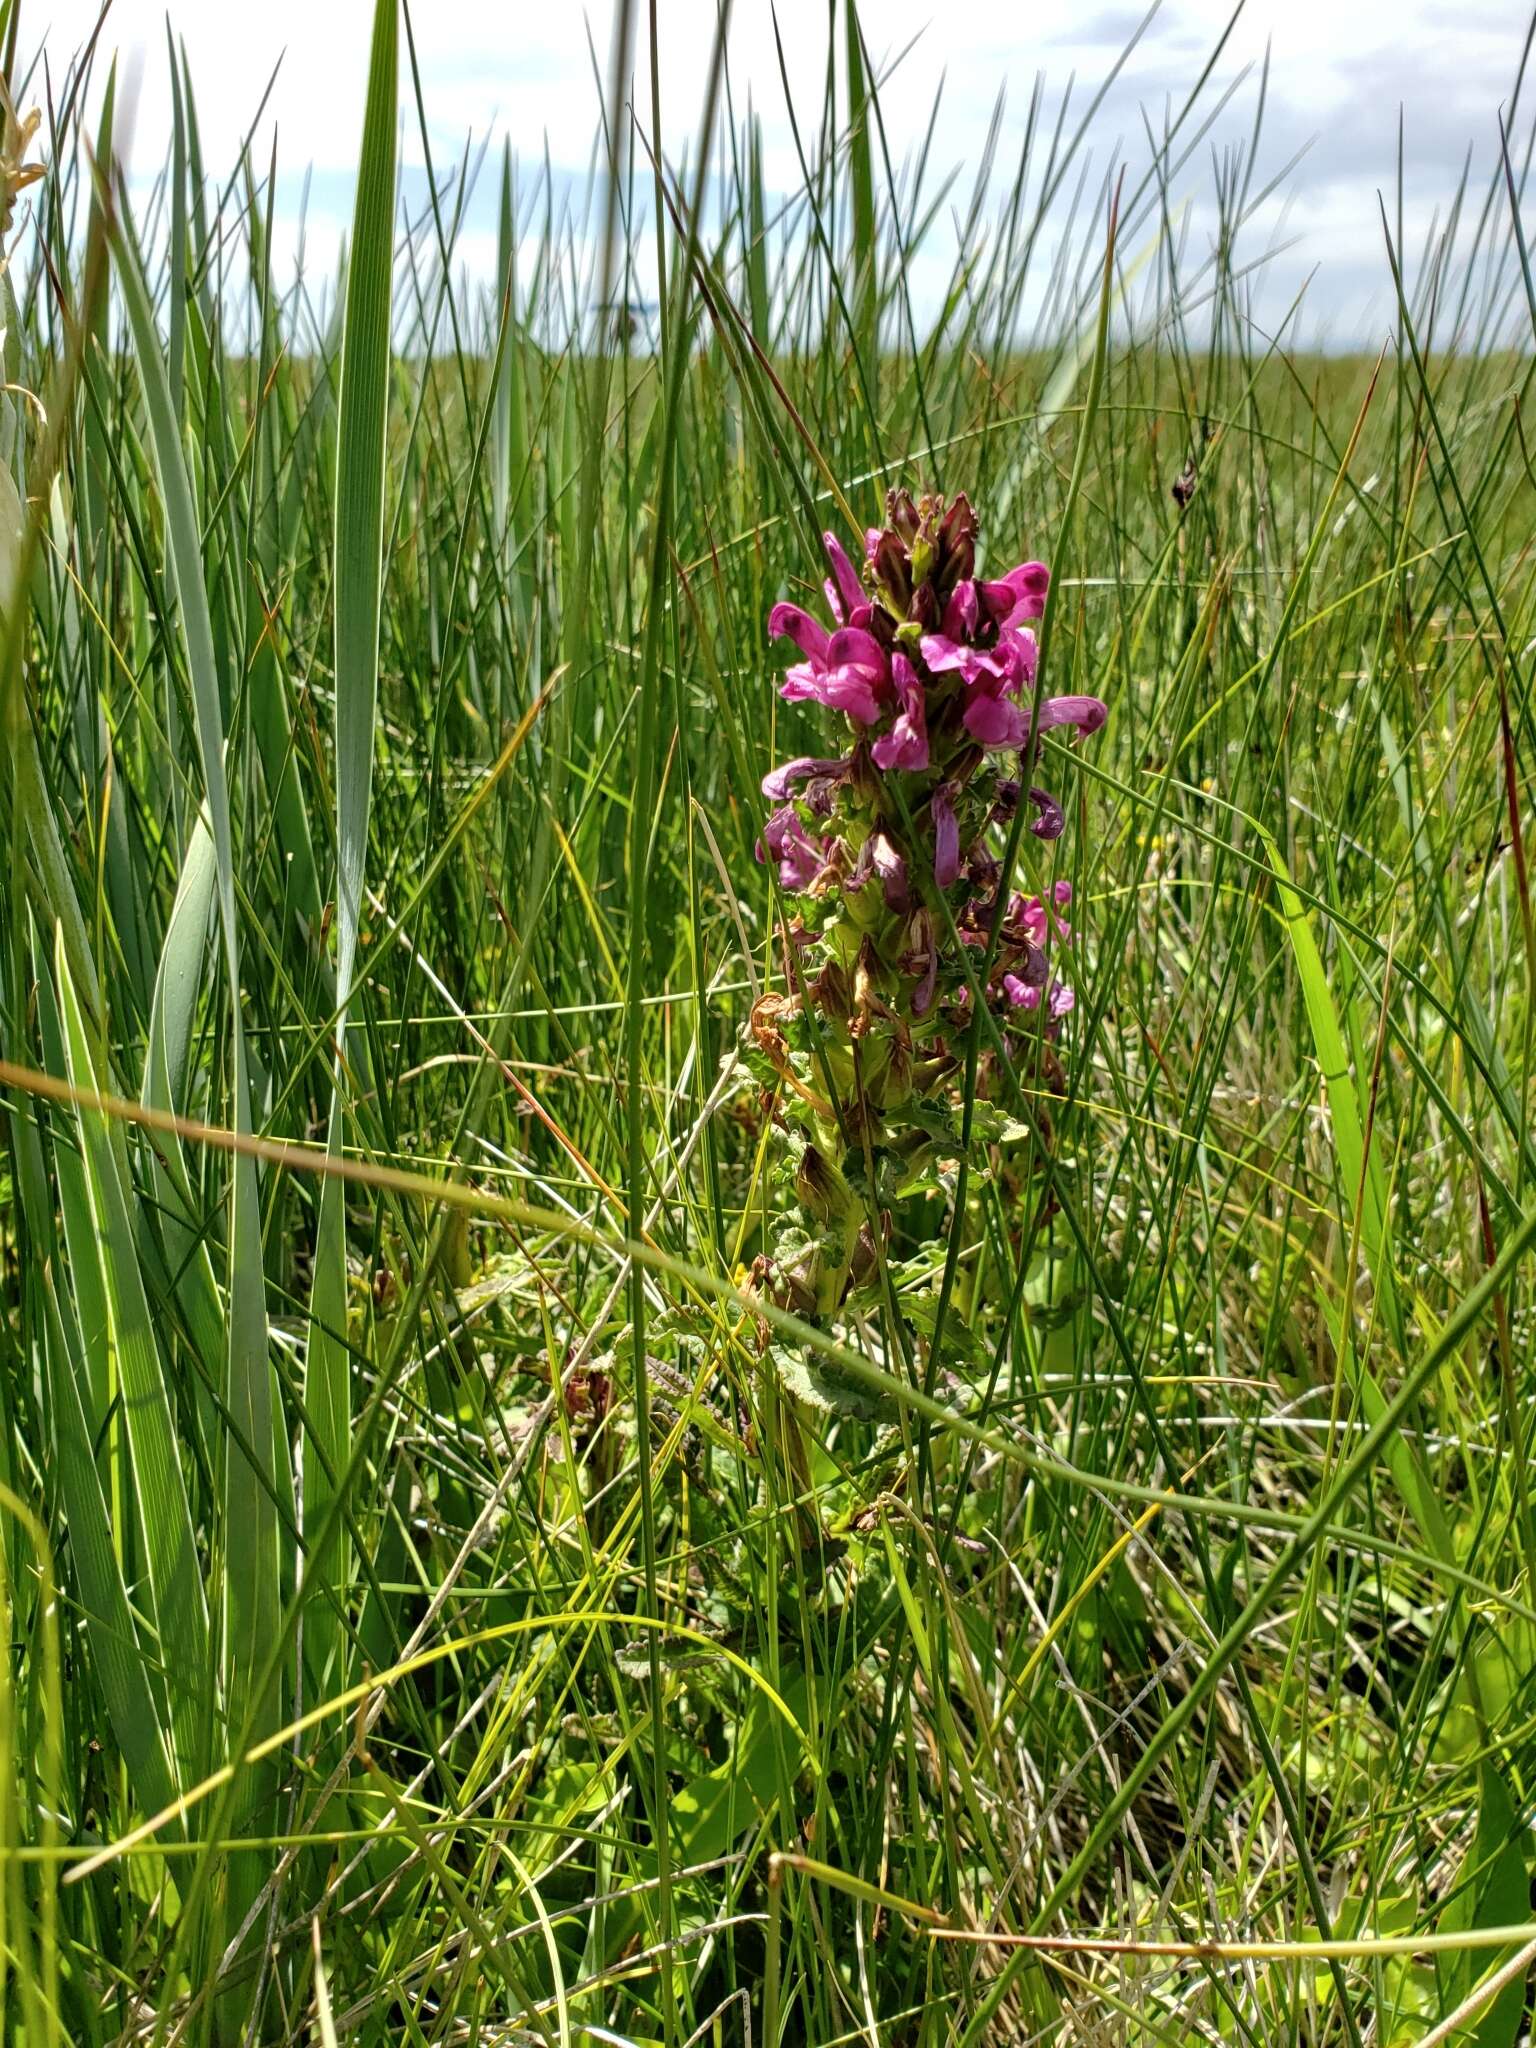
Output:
[
  {"xmin": 885, "ymin": 486, "xmax": 919, "ymax": 543},
  {"xmin": 870, "ymin": 528, "xmax": 911, "ymax": 612},
  {"xmin": 795, "ymin": 1143, "xmax": 854, "ymax": 1226}
]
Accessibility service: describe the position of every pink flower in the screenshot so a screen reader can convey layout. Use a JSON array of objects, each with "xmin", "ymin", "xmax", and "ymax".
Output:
[
  {"xmin": 919, "ymin": 627, "xmax": 1015, "ymax": 688},
  {"xmin": 1000, "ymin": 624, "xmax": 1040, "ymax": 687},
  {"xmin": 758, "ymin": 804, "xmax": 822, "ymax": 890},
  {"xmin": 940, "ymin": 580, "xmax": 980, "ymax": 638},
  {"xmin": 963, "ymin": 690, "xmax": 1029, "ymax": 750},
  {"xmin": 780, "ymin": 625, "xmax": 890, "ymax": 725},
  {"xmin": 1035, "ymin": 693, "xmax": 1106, "ymax": 737},
  {"xmin": 822, "ymin": 531, "xmax": 870, "ymax": 626},
  {"xmin": 1049, "ymin": 982, "xmax": 1076, "ymax": 1018},
  {"xmin": 999, "ymin": 560, "xmax": 1051, "ymax": 622},
  {"xmin": 976, "ymin": 563, "xmax": 1049, "ymax": 627},
  {"xmin": 931, "ymin": 783, "xmax": 961, "ymax": 888},
  {"xmin": 869, "ymin": 830, "xmax": 910, "ymax": 910},
  {"xmin": 963, "ymin": 682, "xmax": 1104, "ymax": 754},
  {"xmin": 1011, "ymin": 890, "xmax": 1072, "ymax": 949},
  {"xmin": 767, "ymin": 602, "xmax": 831, "ymax": 664},
  {"xmin": 1002, "ymin": 973, "xmax": 1041, "ymax": 1010},
  {"xmin": 761, "ymin": 754, "xmax": 850, "ymax": 801},
  {"xmin": 871, "ymin": 652, "xmax": 929, "ymax": 772},
  {"xmin": 1026, "ymin": 786, "xmax": 1064, "ymax": 838},
  {"xmin": 1015, "ymin": 893, "xmax": 1050, "ymax": 948}
]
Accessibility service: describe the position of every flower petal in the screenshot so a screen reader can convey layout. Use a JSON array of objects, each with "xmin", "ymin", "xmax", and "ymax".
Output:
[
  {"xmin": 826, "ymin": 625, "xmax": 888, "ymax": 675},
  {"xmin": 870, "ymin": 830, "xmax": 910, "ymax": 910},
  {"xmin": 871, "ymin": 651, "xmax": 929, "ymax": 772},
  {"xmin": 822, "ymin": 530, "xmax": 866, "ymax": 623},
  {"xmin": 931, "ymin": 784, "xmax": 960, "ymax": 888},
  {"xmin": 1000, "ymin": 559, "xmax": 1050, "ymax": 621},
  {"xmin": 918, "ymin": 631, "xmax": 966, "ymax": 675},
  {"xmin": 819, "ymin": 672, "xmax": 883, "ymax": 724},
  {"xmin": 767, "ymin": 602, "xmax": 830, "ymax": 665},
  {"xmin": 920, "ymin": 630, "xmax": 1011, "ymax": 684},
  {"xmin": 1036, "ymin": 693, "xmax": 1106, "ymax": 737},
  {"xmin": 761, "ymin": 755, "xmax": 849, "ymax": 800},
  {"xmin": 996, "ymin": 625, "xmax": 1039, "ymax": 691},
  {"xmin": 779, "ymin": 662, "xmax": 826, "ymax": 703},
  {"xmin": 1026, "ymin": 785, "xmax": 1064, "ymax": 838},
  {"xmin": 976, "ymin": 579, "xmax": 1016, "ymax": 629},
  {"xmin": 758, "ymin": 804, "xmax": 822, "ymax": 890},
  {"xmin": 940, "ymin": 579, "xmax": 979, "ymax": 639},
  {"xmin": 962, "ymin": 692, "xmax": 1029, "ymax": 750}
]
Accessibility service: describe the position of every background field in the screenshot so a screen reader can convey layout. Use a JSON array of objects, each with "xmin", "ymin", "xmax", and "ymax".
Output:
[{"xmin": 3, "ymin": 1, "xmax": 1536, "ymax": 2042}]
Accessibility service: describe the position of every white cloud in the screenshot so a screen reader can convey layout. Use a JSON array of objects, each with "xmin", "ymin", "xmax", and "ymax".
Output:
[{"xmin": 21, "ymin": 0, "xmax": 1531, "ymax": 341}]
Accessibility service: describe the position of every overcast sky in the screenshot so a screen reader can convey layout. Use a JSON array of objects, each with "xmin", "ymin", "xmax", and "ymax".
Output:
[{"xmin": 25, "ymin": 0, "xmax": 1536, "ymax": 345}]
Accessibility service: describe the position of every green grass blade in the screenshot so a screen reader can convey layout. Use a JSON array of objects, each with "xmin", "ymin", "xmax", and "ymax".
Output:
[
  {"xmin": 108, "ymin": 174, "xmax": 286, "ymax": 1865},
  {"xmin": 1262, "ymin": 830, "xmax": 1454, "ymax": 1559},
  {"xmin": 53, "ymin": 928, "xmax": 210, "ymax": 1790},
  {"xmin": 304, "ymin": 0, "xmax": 398, "ymax": 1692}
]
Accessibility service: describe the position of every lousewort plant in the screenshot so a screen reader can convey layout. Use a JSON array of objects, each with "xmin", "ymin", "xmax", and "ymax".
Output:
[{"xmin": 747, "ymin": 488, "xmax": 1105, "ymax": 1348}]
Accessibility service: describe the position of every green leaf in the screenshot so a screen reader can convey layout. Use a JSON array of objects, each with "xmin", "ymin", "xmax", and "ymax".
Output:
[
  {"xmin": 305, "ymin": 0, "xmax": 399, "ymax": 1696},
  {"xmin": 140, "ymin": 814, "xmax": 224, "ymax": 1432},
  {"xmin": 1438, "ymin": 1768, "xmax": 1530, "ymax": 2047},
  {"xmin": 1261, "ymin": 831, "xmax": 1452, "ymax": 1561},
  {"xmin": 775, "ymin": 1343, "xmax": 901, "ymax": 1422},
  {"xmin": 844, "ymin": 0, "xmax": 877, "ymax": 371},
  {"xmin": 54, "ymin": 929, "xmax": 210, "ymax": 1791},
  {"xmin": 17, "ymin": 928, "xmax": 180, "ymax": 1821},
  {"xmin": 111, "ymin": 174, "xmax": 285, "ymax": 1829}
]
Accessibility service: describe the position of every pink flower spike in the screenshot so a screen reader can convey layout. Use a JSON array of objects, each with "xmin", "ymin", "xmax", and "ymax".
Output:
[
  {"xmin": 931, "ymin": 783, "xmax": 961, "ymax": 888},
  {"xmin": 767, "ymin": 602, "xmax": 831, "ymax": 665}
]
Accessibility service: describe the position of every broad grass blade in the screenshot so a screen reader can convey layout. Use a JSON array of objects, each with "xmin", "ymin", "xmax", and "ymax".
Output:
[{"xmin": 305, "ymin": 0, "xmax": 398, "ymax": 1691}]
